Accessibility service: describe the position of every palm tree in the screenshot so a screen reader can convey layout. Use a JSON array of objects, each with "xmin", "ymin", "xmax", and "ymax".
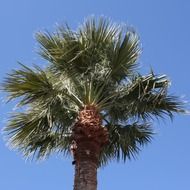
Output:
[{"xmin": 2, "ymin": 17, "xmax": 185, "ymax": 190}]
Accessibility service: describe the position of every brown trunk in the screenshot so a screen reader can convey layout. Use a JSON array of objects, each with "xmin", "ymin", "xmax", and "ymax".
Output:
[
  {"xmin": 73, "ymin": 140, "xmax": 99, "ymax": 190},
  {"xmin": 71, "ymin": 105, "xmax": 108, "ymax": 190}
]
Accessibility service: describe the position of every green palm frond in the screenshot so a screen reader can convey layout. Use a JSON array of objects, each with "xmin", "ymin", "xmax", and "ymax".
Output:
[
  {"xmin": 106, "ymin": 72, "xmax": 185, "ymax": 122},
  {"xmin": 36, "ymin": 17, "xmax": 140, "ymax": 82},
  {"xmin": 2, "ymin": 63, "xmax": 83, "ymax": 108},
  {"xmin": 22, "ymin": 131, "xmax": 71, "ymax": 160},
  {"xmin": 99, "ymin": 122, "xmax": 153, "ymax": 166},
  {"xmin": 4, "ymin": 104, "xmax": 74, "ymax": 160},
  {"xmin": 36, "ymin": 29, "xmax": 83, "ymax": 77},
  {"xmin": 78, "ymin": 17, "xmax": 120, "ymax": 46},
  {"xmin": 3, "ymin": 63, "xmax": 52, "ymax": 104},
  {"xmin": 109, "ymin": 30, "xmax": 140, "ymax": 82}
]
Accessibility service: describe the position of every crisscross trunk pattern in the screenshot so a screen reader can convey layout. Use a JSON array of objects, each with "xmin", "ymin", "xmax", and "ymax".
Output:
[{"xmin": 72, "ymin": 105, "xmax": 108, "ymax": 190}]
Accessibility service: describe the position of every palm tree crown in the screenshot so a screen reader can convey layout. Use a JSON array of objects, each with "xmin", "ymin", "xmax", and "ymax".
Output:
[{"xmin": 2, "ymin": 17, "xmax": 185, "ymax": 166}]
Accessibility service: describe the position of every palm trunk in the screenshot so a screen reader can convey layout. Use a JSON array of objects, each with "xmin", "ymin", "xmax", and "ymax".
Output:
[
  {"xmin": 73, "ymin": 140, "xmax": 99, "ymax": 190},
  {"xmin": 71, "ymin": 105, "xmax": 108, "ymax": 190}
]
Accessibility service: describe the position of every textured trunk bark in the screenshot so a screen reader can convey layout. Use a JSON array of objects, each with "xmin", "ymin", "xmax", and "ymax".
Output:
[
  {"xmin": 74, "ymin": 160, "xmax": 98, "ymax": 190},
  {"xmin": 73, "ymin": 140, "xmax": 99, "ymax": 190},
  {"xmin": 71, "ymin": 105, "xmax": 108, "ymax": 190}
]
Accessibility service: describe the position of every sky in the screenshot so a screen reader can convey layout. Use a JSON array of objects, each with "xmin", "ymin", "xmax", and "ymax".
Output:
[{"xmin": 0, "ymin": 0, "xmax": 190, "ymax": 189}]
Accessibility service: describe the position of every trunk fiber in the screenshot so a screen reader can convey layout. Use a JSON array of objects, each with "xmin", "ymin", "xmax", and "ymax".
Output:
[
  {"xmin": 71, "ymin": 105, "xmax": 108, "ymax": 190},
  {"xmin": 73, "ymin": 140, "xmax": 99, "ymax": 190}
]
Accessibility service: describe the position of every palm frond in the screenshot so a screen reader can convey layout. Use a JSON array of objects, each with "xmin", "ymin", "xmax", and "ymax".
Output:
[
  {"xmin": 109, "ymin": 30, "xmax": 141, "ymax": 82},
  {"xmin": 99, "ymin": 122, "xmax": 153, "ymax": 166},
  {"xmin": 36, "ymin": 17, "xmax": 140, "ymax": 83},
  {"xmin": 2, "ymin": 63, "xmax": 83, "ymax": 108},
  {"xmin": 107, "ymin": 72, "xmax": 185, "ymax": 122},
  {"xmin": 3, "ymin": 105, "xmax": 73, "ymax": 160},
  {"xmin": 22, "ymin": 131, "xmax": 71, "ymax": 160},
  {"xmin": 3, "ymin": 63, "xmax": 52, "ymax": 105}
]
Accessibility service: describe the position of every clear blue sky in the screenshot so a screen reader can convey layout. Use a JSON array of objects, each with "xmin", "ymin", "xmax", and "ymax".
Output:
[{"xmin": 0, "ymin": 0, "xmax": 190, "ymax": 189}]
